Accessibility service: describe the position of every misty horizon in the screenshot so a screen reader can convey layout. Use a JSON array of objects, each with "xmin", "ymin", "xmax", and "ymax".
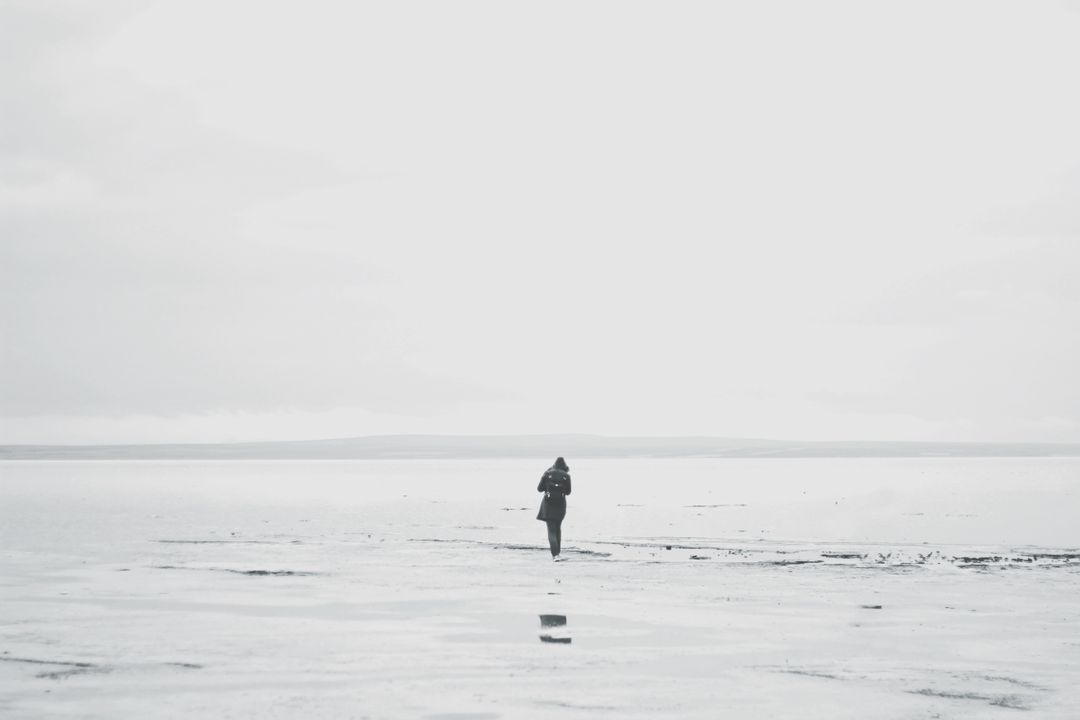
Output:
[{"xmin": 5, "ymin": 432, "xmax": 1080, "ymax": 460}]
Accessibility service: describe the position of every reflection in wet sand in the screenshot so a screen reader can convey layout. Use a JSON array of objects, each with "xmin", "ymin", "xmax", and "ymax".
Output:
[{"xmin": 539, "ymin": 614, "xmax": 571, "ymax": 644}]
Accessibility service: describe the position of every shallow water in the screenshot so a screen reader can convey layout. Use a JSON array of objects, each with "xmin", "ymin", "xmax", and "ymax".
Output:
[{"xmin": 2, "ymin": 458, "xmax": 1078, "ymax": 718}]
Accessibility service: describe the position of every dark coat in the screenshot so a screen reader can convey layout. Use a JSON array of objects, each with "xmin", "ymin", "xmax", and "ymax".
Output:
[{"xmin": 536, "ymin": 467, "xmax": 571, "ymax": 522}]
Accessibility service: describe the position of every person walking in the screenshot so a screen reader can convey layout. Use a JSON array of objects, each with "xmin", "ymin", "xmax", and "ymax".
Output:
[{"xmin": 537, "ymin": 457, "xmax": 572, "ymax": 560}]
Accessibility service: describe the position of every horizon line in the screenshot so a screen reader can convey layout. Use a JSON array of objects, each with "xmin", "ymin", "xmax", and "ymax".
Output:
[
  {"xmin": 4, "ymin": 432, "xmax": 1080, "ymax": 449},
  {"xmin": 3, "ymin": 434, "xmax": 1080, "ymax": 461}
]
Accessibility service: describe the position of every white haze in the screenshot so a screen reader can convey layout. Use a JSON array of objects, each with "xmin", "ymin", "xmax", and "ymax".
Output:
[{"xmin": 2, "ymin": 1, "xmax": 1080, "ymax": 444}]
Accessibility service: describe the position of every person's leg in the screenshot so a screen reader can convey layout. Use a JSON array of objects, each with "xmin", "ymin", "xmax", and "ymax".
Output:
[
  {"xmin": 554, "ymin": 520, "xmax": 562, "ymax": 556},
  {"xmin": 546, "ymin": 520, "xmax": 559, "ymax": 558}
]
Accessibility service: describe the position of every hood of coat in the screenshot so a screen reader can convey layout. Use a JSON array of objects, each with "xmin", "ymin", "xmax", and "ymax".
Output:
[{"xmin": 552, "ymin": 457, "xmax": 569, "ymax": 472}]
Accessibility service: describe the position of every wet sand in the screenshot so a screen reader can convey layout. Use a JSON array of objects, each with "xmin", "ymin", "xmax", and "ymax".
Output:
[{"xmin": 2, "ymin": 458, "xmax": 1078, "ymax": 718}]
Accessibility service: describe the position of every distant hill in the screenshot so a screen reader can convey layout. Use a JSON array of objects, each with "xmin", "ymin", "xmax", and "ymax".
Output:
[{"xmin": 2, "ymin": 434, "xmax": 1080, "ymax": 460}]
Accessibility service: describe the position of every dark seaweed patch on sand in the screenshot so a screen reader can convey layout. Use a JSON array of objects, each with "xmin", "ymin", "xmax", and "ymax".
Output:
[
  {"xmin": 407, "ymin": 538, "xmax": 612, "ymax": 557},
  {"xmin": 570, "ymin": 548, "xmax": 612, "ymax": 557},
  {"xmin": 779, "ymin": 669, "xmax": 847, "ymax": 681},
  {"xmin": 0, "ymin": 655, "xmax": 204, "ymax": 680},
  {"xmin": 908, "ymin": 688, "xmax": 1030, "ymax": 710},
  {"xmin": 153, "ymin": 565, "xmax": 318, "ymax": 576},
  {"xmin": 951, "ymin": 551, "xmax": 1080, "ymax": 568},
  {"xmin": 955, "ymin": 555, "xmax": 1006, "ymax": 564},
  {"xmin": 1029, "ymin": 551, "xmax": 1080, "ymax": 562},
  {"xmin": 0, "ymin": 656, "xmax": 108, "ymax": 680}
]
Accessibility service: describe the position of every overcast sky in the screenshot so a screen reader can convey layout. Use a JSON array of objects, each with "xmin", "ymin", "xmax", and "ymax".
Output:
[{"xmin": 2, "ymin": 1, "xmax": 1079, "ymax": 444}]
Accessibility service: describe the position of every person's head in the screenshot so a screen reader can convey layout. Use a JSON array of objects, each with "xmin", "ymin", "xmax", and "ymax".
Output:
[{"xmin": 554, "ymin": 457, "xmax": 569, "ymax": 471}]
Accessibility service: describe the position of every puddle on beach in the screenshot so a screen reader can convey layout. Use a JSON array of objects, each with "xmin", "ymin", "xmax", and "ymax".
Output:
[
  {"xmin": 442, "ymin": 611, "xmax": 719, "ymax": 650},
  {"xmin": 538, "ymin": 614, "xmax": 571, "ymax": 644}
]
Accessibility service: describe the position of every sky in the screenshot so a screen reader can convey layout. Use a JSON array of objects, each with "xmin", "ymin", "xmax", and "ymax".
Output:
[{"xmin": 2, "ymin": 0, "xmax": 1079, "ymax": 444}]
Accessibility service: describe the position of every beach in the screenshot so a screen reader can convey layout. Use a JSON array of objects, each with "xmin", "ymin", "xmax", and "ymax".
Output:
[{"xmin": 2, "ymin": 458, "xmax": 1078, "ymax": 718}]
